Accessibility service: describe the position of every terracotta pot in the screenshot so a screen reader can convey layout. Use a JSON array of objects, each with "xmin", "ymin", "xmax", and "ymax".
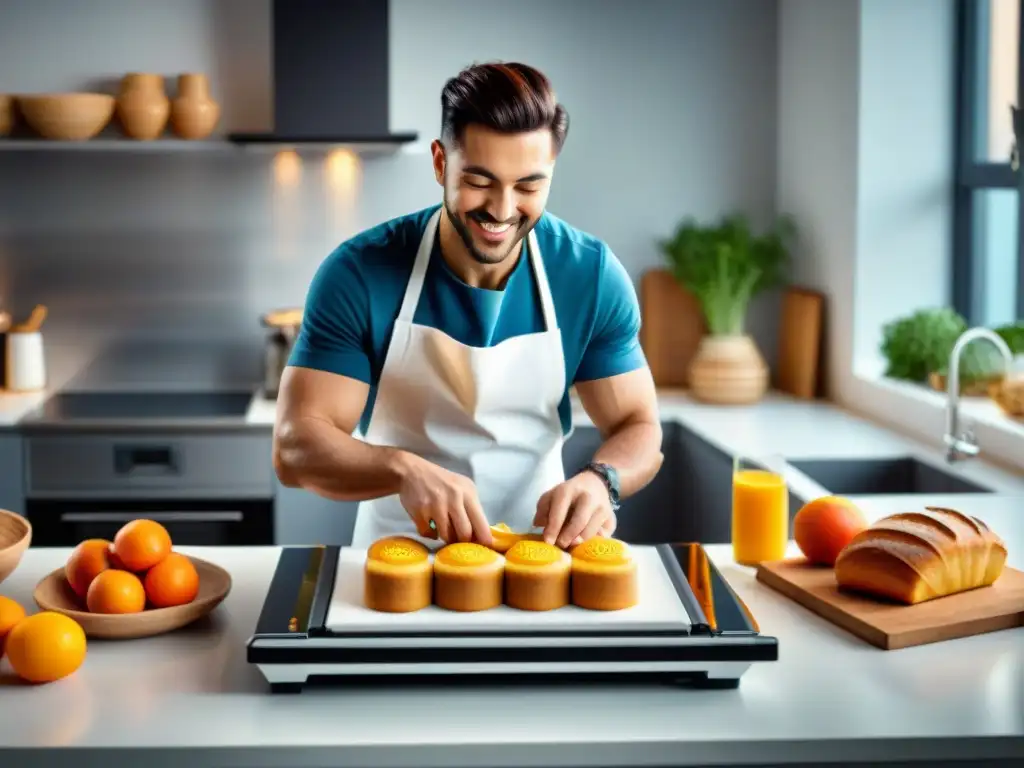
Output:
[
  {"xmin": 688, "ymin": 334, "xmax": 768, "ymax": 405},
  {"xmin": 170, "ymin": 73, "xmax": 220, "ymax": 140},
  {"xmin": 116, "ymin": 73, "xmax": 170, "ymax": 140}
]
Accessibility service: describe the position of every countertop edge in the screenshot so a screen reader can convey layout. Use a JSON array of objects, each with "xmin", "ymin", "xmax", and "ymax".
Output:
[{"xmin": 2, "ymin": 735, "xmax": 1021, "ymax": 767}]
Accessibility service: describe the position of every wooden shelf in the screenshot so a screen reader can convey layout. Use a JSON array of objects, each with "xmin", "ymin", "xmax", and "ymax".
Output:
[
  {"xmin": 0, "ymin": 137, "xmax": 425, "ymax": 156},
  {"xmin": 0, "ymin": 138, "xmax": 230, "ymax": 152}
]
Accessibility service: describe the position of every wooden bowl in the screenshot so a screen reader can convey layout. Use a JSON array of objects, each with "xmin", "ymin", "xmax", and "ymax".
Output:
[
  {"xmin": 16, "ymin": 93, "xmax": 115, "ymax": 140},
  {"xmin": 0, "ymin": 508, "xmax": 32, "ymax": 585},
  {"xmin": 989, "ymin": 375, "xmax": 1024, "ymax": 419},
  {"xmin": 33, "ymin": 555, "xmax": 231, "ymax": 639}
]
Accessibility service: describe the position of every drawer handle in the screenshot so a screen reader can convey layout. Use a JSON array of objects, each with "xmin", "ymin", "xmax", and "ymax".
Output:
[
  {"xmin": 60, "ymin": 511, "xmax": 244, "ymax": 524},
  {"xmin": 113, "ymin": 446, "xmax": 180, "ymax": 476}
]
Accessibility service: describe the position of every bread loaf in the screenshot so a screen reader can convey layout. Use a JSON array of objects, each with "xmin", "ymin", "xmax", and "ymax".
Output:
[{"xmin": 834, "ymin": 506, "xmax": 1007, "ymax": 605}]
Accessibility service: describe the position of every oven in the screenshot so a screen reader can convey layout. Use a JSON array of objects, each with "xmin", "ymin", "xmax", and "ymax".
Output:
[
  {"xmin": 25, "ymin": 498, "xmax": 273, "ymax": 547},
  {"xmin": 21, "ymin": 419, "xmax": 276, "ymax": 548}
]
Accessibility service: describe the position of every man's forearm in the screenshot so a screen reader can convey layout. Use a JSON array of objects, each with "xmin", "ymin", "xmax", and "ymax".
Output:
[
  {"xmin": 274, "ymin": 416, "xmax": 411, "ymax": 502},
  {"xmin": 591, "ymin": 418, "xmax": 664, "ymax": 498}
]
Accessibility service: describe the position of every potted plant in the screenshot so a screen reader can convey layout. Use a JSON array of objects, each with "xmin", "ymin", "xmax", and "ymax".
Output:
[{"xmin": 658, "ymin": 212, "xmax": 794, "ymax": 404}]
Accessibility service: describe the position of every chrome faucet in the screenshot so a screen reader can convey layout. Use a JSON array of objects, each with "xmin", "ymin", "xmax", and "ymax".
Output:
[{"xmin": 944, "ymin": 327, "xmax": 1013, "ymax": 463}]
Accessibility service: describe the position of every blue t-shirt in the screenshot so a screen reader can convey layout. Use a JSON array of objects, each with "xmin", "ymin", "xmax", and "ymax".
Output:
[{"xmin": 289, "ymin": 204, "xmax": 646, "ymax": 435}]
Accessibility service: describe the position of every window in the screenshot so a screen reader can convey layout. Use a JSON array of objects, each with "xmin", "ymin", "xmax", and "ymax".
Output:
[{"xmin": 954, "ymin": 0, "xmax": 1024, "ymax": 326}]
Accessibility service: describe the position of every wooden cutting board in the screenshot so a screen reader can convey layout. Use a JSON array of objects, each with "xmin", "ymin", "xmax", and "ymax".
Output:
[
  {"xmin": 775, "ymin": 287, "xmax": 824, "ymax": 399},
  {"xmin": 639, "ymin": 268, "xmax": 705, "ymax": 387},
  {"xmin": 756, "ymin": 558, "xmax": 1024, "ymax": 650}
]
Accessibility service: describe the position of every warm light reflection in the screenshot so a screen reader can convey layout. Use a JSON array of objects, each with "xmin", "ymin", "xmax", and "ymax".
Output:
[
  {"xmin": 271, "ymin": 150, "xmax": 303, "ymax": 263},
  {"xmin": 325, "ymin": 148, "xmax": 361, "ymax": 240},
  {"xmin": 273, "ymin": 150, "xmax": 302, "ymax": 187},
  {"xmin": 325, "ymin": 148, "xmax": 360, "ymax": 192}
]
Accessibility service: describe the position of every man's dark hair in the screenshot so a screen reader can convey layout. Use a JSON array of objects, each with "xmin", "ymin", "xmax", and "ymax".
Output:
[{"xmin": 440, "ymin": 62, "xmax": 569, "ymax": 153}]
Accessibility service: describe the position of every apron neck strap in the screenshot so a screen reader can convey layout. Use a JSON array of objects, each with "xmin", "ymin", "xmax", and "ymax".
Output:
[
  {"xmin": 396, "ymin": 208, "xmax": 441, "ymax": 323},
  {"xmin": 397, "ymin": 208, "xmax": 559, "ymax": 332},
  {"xmin": 526, "ymin": 228, "xmax": 558, "ymax": 332}
]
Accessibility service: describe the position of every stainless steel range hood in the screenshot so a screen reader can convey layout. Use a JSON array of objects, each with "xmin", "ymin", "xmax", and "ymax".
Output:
[{"xmin": 228, "ymin": 0, "xmax": 417, "ymax": 151}]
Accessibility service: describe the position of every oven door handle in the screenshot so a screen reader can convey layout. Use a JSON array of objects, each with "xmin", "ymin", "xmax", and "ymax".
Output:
[{"xmin": 59, "ymin": 511, "xmax": 245, "ymax": 524}]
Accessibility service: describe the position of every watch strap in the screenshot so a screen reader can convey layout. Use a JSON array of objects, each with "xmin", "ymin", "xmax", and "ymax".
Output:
[{"xmin": 582, "ymin": 462, "xmax": 621, "ymax": 510}]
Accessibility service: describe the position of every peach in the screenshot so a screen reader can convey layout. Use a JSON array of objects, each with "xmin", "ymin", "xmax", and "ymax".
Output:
[
  {"xmin": 65, "ymin": 539, "xmax": 114, "ymax": 600},
  {"xmin": 793, "ymin": 496, "xmax": 868, "ymax": 566}
]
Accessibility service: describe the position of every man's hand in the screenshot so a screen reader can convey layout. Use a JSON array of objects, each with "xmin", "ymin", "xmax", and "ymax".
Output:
[
  {"xmin": 533, "ymin": 470, "xmax": 617, "ymax": 549},
  {"xmin": 395, "ymin": 453, "xmax": 493, "ymax": 546}
]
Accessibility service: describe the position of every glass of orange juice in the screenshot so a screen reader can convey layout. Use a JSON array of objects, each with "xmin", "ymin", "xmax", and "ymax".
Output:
[{"xmin": 731, "ymin": 454, "xmax": 789, "ymax": 566}]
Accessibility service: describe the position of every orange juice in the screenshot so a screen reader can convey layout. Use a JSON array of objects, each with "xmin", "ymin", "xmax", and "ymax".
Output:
[{"xmin": 732, "ymin": 468, "xmax": 788, "ymax": 566}]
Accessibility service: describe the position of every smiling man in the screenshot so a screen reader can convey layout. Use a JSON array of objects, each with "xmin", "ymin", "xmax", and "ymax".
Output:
[{"xmin": 273, "ymin": 62, "xmax": 663, "ymax": 550}]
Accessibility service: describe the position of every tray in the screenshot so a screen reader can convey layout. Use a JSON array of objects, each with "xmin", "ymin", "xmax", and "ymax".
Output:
[{"xmin": 324, "ymin": 545, "xmax": 690, "ymax": 634}]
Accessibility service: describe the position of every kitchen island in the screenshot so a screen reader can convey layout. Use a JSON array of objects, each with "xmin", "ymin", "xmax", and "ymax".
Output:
[{"xmin": 1, "ymin": 496, "xmax": 1022, "ymax": 768}]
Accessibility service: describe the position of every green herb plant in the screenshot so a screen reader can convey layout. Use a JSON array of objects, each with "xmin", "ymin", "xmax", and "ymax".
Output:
[
  {"xmin": 658, "ymin": 213, "xmax": 795, "ymax": 336},
  {"xmin": 880, "ymin": 308, "xmax": 1024, "ymax": 384}
]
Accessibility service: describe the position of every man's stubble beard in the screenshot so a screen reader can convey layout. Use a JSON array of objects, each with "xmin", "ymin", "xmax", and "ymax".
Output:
[{"xmin": 443, "ymin": 196, "xmax": 537, "ymax": 266}]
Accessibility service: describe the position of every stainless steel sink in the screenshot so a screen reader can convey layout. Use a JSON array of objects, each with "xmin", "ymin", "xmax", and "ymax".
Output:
[{"xmin": 787, "ymin": 457, "xmax": 992, "ymax": 496}]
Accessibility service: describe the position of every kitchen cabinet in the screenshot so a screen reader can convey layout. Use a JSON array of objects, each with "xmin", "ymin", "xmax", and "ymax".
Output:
[
  {"xmin": 0, "ymin": 434, "xmax": 25, "ymax": 515},
  {"xmin": 563, "ymin": 422, "xmax": 685, "ymax": 544},
  {"xmin": 567, "ymin": 423, "xmax": 801, "ymax": 547},
  {"xmin": 274, "ymin": 481, "xmax": 359, "ymax": 546},
  {"xmin": 674, "ymin": 428, "xmax": 805, "ymax": 545}
]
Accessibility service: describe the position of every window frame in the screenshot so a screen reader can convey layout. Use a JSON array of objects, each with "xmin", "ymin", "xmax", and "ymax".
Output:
[{"xmin": 952, "ymin": 0, "xmax": 1024, "ymax": 323}]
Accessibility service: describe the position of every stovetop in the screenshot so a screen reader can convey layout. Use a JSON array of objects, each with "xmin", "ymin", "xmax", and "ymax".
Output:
[{"xmin": 21, "ymin": 390, "xmax": 255, "ymax": 427}]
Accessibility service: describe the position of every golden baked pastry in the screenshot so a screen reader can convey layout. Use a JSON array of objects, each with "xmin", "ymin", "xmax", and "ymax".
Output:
[
  {"xmin": 433, "ymin": 542, "xmax": 505, "ymax": 611},
  {"xmin": 487, "ymin": 522, "xmax": 544, "ymax": 553},
  {"xmin": 363, "ymin": 536, "xmax": 433, "ymax": 612},
  {"xmin": 570, "ymin": 536, "xmax": 638, "ymax": 610},
  {"xmin": 834, "ymin": 506, "xmax": 1007, "ymax": 605},
  {"xmin": 504, "ymin": 539, "xmax": 571, "ymax": 611}
]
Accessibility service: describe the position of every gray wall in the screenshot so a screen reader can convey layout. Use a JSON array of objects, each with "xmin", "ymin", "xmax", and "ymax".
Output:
[
  {"xmin": 0, "ymin": 0, "xmax": 779, "ymax": 391},
  {"xmin": 777, "ymin": 0, "xmax": 956, "ymax": 401}
]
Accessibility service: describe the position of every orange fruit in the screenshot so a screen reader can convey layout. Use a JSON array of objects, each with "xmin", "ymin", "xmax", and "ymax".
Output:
[
  {"xmin": 144, "ymin": 552, "xmax": 200, "ymax": 608},
  {"xmin": 107, "ymin": 545, "xmax": 129, "ymax": 571},
  {"xmin": 86, "ymin": 569, "xmax": 146, "ymax": 614},
  {"xmin": 64, "ymin": 539, "xmax": 113, "ymax": 600},
  {"xmin": 4, "ymin": 611, "xmax": 87, "ymax": 683},
  {"xmin": 112, "ymin": 519, "xmax": 172, "ymax": 572},
  {"xmin": 487, "ymin": 523, "xmax": 543, "ymax": 553},
  {"xmin": 0, "ymin": 595, "xmax": 26, "ymax": 658},
  {"xmin": 794, "ymin": 496, "xmax": 868, "ymax": 567}
]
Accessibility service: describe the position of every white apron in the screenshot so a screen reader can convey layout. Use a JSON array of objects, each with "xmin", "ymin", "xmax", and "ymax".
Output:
[{"xmin": 350, "ymin": 208, "xmax": 568, "ymax": 549}]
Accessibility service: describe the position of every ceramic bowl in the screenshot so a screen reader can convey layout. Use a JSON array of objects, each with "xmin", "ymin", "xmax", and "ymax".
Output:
[
  {"xmin": 33, "ymin": 555, "xmax": 232, "ymax": 639},
  {"xmin": 0, "ymin": 508, "xmax": 31, "ymax": 585},
  {"xmin": 16, "ymin": 93, "xmax": 115, "ymax": 140}
]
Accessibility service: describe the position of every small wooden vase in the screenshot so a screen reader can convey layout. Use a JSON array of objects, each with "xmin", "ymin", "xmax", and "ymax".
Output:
[
  {"xmin": 170, "ymin": 74, "xmax": 220, "ymax": 140},
  {"xmin": 689, "ymin": 335, "xmax": 768, "ymax": 405},
  {"xmin": 116, "ymin": 73, "xmax": 170, "ymax": 140}
]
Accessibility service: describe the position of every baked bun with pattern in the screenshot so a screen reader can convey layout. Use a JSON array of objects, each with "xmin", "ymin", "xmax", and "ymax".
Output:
[
  {"xmin": 503, "ymin": 539, "xmax": 572, "ymax": 611},
  {"xmin": 364, "ymin": 536, "xmax": 433, "ymax": 612},
  {"xmin": 570, "ymin": 536, "xmax": 638, "ymax": 611},
  {"xmin": 433, "ymin": 542, "xmax": 505, "ymax": 611}
]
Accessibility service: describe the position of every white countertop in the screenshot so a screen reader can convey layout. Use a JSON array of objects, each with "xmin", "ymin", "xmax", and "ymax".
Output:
[
  {"xmin": 0, "ymin": 387, "xmax": 1022, "ymax": 765},
  {"xmin": 0, "ymin": 526, "xmax": 1021, "ymax": 766}
]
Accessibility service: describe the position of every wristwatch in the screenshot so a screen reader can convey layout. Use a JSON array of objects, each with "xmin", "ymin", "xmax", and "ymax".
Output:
[{"xmin": 581, "ymin": 462, "xmax": 621, "ymax": 512}]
